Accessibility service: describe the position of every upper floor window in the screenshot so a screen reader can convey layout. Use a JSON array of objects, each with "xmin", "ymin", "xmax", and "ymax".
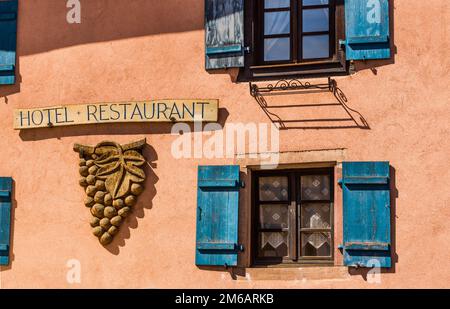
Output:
[
  {"xmin": 260, "ymin": 0, "xmax": 334, "ymax": 64},
  {"xmin": 243, "ymin": 0, "xmax": 345, "ymax": 80},
  {"xmin": 205, "ymin": 0, "xmax": 392, "ymax": 81}
]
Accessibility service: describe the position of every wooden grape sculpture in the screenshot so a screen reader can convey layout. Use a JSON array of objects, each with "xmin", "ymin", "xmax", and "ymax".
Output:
[{"xmin": 74, "ymin": 139, "xmax": 147, "ymax": 246}]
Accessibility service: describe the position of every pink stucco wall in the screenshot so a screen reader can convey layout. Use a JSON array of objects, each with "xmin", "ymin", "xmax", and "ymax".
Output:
[{"xmin": 0, "ymin": 0, "xmax": 449, "ymax": 288}]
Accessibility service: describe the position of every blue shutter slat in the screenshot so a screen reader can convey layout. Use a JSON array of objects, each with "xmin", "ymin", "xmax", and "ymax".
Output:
[
  {"xmin": 205, "ymin": 0, "xmax": 244, "ymax": 69},
  {"xmin": 198, "ymin": 179, "xmax": 240, "ymax": 188},
  {"xmin": 0, "ymin": 177, "xmax": 13, "ymax": 266},
  {"xmin": 197, "ymin": 243, "xmax": 236, "ymax": 250},
  {"xmin": 341, "ymin": 162, "xmax": 392, "ymax": 268},
  {"xmin": 196, "ymin": 165, "xmax": 240, "ymax": 266},
  {"xmin": 340, "ymin": 177, "xmax": 388, "ymax": 185},
  {"xmin": 0, "ymin": 0, "xmax": 18, "ymax": 85},
  {"xmin": 206, "ymin": 44, "xmax": 243, "ymax": 56},
  {"xmin": 343, "ymin": 0, "xmax": 390, "ymax": 60},
  {"xmin": 344, "ymin": 242, "xmax": 389, "ymax": 251}
]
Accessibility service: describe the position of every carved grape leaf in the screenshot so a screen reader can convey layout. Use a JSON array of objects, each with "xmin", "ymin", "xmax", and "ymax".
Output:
[{"xmin": 94, "ymin": 143, "xmax": 146, "ymax": 198}]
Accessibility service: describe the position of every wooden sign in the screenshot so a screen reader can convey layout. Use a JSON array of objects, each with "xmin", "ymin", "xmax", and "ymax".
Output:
[{"xmin": 13, "ymin": 100, "xmax": 219, "ymax": 130}]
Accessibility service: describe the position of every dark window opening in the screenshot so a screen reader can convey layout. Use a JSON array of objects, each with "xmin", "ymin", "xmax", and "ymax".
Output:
[{"xmin": 252, "ymin": 168, "xmax": 334, "ymax": 266}]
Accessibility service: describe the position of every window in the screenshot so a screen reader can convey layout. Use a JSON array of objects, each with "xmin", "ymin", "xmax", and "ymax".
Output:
[
  {"xmin": 252, "ymin": 168, "xmax": 334, "ymax": 265},
  {"xmin": 260, "ymin": 0, "xmax": 334, "ymax": 63},
  {"xmin": 205, "ymin": 0, "xmax": 392, "ymax": 77},
  {"xmin": 240, "ymin": 0, "xmax": 346, "ymax": 80}
]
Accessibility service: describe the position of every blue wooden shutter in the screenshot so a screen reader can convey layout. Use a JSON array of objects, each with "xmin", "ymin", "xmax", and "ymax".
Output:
[
  {"xmin": 0, "ymin": 177, "xmax": 13, "ymax": 266},
  {"xmin": 205, "ymin": 0, "xmax": 244, "ymax": 70},
  {"xmin": 340, "ymin": 162, "xmax": 391, "ymax": 268},
  {"xmin": 342, "ymin": 0, "xmax": 390, "ymax": 60},
  {"xmin": 196, "ymin": 165, "xmax": 241, "ymax": 266},
  {"xmin": 0, "ymin": 0, "xmax": 18, "ymax": 85}
]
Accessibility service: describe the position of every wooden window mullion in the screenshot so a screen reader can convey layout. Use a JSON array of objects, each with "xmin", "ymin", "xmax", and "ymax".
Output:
[
  {"xmin": 297, "ymin": 0, "xmax": 303, "ymax": 62},
  {"xmin": 296, "ymin": 172, "xmax": 301, "ymax": 259},
  {"xmin": 291, "ymin": 0, "xmax": 298, "ymax": 63},
  {"xmin": 329, "ymin": 0, "xmax": 336, "ymax": 59},
  {"xmin": 288, "ymin": 172, "xmax": 297, "ymax": 260}
]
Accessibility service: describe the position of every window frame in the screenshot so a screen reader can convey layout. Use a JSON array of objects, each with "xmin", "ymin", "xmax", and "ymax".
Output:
[
  {"xmin": 238, "ymin": 0, "xmax": 348, "ymax": 82},
  {"xmin": 258, "ymin": 0, "xmax": 335, "ymax": 65},
  {"xmin": 251, "ymin": 168, "xmax": 335, "ymax": 267}
]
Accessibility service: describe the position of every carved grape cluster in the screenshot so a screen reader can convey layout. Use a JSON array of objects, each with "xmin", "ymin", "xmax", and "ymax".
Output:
[{"xmin": 75, "ymin": 140, "xmax": 146, "ymax": 246}]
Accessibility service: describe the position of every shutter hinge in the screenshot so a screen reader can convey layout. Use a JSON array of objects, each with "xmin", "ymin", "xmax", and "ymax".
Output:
[
  {"xmin": 239, "ymin": 180, "xmax": 245, "ymax": 188},
  {"xmin": 349, "ymin": 60, "xmax": 356, "ymax": 75},
  {"xmin": 0, "ymin": 190, "xmax": 11, "ymax": 198}
]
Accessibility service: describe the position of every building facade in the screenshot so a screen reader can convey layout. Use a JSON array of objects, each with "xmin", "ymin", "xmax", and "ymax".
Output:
[{"xmin": 0, "ymin": 0, "xmax": 449, "ymax": 288}]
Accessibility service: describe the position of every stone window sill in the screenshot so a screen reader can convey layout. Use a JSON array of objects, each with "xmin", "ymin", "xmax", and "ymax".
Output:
[{"xmin": 237, "ymin": 266, "xmax": 350, "ymax": 281}]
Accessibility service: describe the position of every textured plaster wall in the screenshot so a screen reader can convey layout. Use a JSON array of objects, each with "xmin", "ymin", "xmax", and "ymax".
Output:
[{"xmin": 0, "ymin": 0, "xmax": 449, "ymax": 288}]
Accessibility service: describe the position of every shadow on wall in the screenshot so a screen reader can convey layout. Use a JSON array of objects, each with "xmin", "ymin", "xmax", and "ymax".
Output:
[
  {"xmin": 353, "ymin": 0, "xmax": 397, "ymax": 74},
  {"xmin": 250, "ymin": 79, "xmax": 370, "ymax": 130},
  {"xmin": 19, "ymin": 0, "xmax": 204, "ymax": 56},
  {"xmin": 104, "ymin": 143, "xmax": 159, "ymax": 255},
  {"xmin": 1, "ymin": 0, "xmax": 204, "ymax": 99}
]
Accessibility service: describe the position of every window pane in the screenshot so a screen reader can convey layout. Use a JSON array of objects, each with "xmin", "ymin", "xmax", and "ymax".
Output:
[
  {"xmin": 302, "ymin": 8, "xmax": 329, "ymax": 32},
  {"xmin": 301, "ymin": 232, "xmax": 331, "ymax": 257},
  {"xmin": 259, "ymin": 176, "xmax": 289, "ymax": 201},
  {"xmin": 301, "ymin": 203, "xmax": 331, "ymax": 229},
  {"xmin": 302, "ymin": 35, "xmax": 329, "ymax": 59},
  {"xmin": 301, "ymin": 175, "xmax": 330, "ymax": 200},
  {"xmin": 303, "ymin": 0, "xmax": 329, "ymax": 6},
  {"xmin": 264, "ymin": 38, "xmax": 290, "ymax": 61},
  {"xmin": 260, "ymin": 204, "xmax": 289, "ymax": 229},
  {"xmin": 265, "ymin": 0, "xmax": 290, "ymax": 9},
  {"xmin": 264, "ymin": 11, "xmax": 290, "ymax": 35},
  {"xmin": 259, "ymin": 232, "xmax": 289, "ymax": 257}
]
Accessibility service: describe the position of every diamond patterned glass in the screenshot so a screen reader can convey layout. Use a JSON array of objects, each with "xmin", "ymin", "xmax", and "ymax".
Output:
[
  {"xmin": 260, "ymin": 204, "xmax": 289, "ymax": 229},
  {"xmin": 301, "ymin": 203, "xmax": 331, "ymax": 229},
  {"xmin": 259, "ymin": 176, "xmax": 289, "ymax": 201},
  {"xmin": 301, "ymin": 175, "xmax": 330, "ymax": 200},
  {"xmin": 259, "ymin": 232, "xmax": 289, "ymax": 258},
  {"xmin": 301, "ymin": 232, "xmax": 331, "ymax": 257}
]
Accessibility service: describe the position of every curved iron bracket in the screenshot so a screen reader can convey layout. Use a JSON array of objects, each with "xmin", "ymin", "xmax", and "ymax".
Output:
[{"xmin": 249, "ymin": 77, "xmax": 334, "ymax": 97}]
